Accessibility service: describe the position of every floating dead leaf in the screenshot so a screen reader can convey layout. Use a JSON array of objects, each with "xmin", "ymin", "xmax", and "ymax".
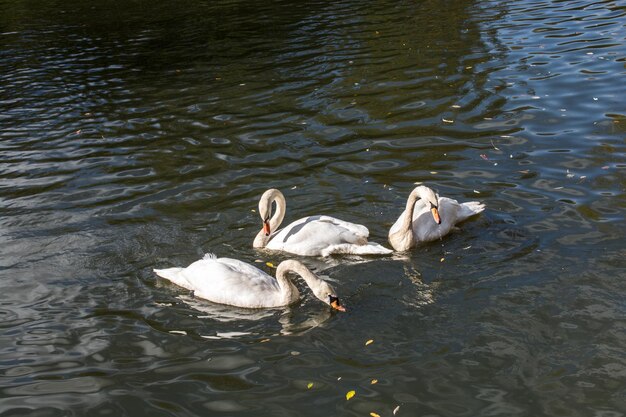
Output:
[
  {"xmin": 440, "ymin": 257, "xmax": 445, "ymax": 262},
  {"xmin": 365, "ymin": 339, "xmax": 374, "ymax": 346},
  {"xmin": 473, "ymin": 190, "xmax": 480, "ymax": 194},
  {"xmin": 251, "ymin": 209, "xmax": 256, "ymax": 213},
  {"xmin": 602, "ymin": 165, "xmax": 609, "ymax": 169},
  {"xmin": 480, "ymin": 154, "xmax": 489, "ymax": 160},
  {"xmin": 370, "ymin": 413, "xmax": 381, "ymax": 417},
  {"xmin": 442, "ymin": 118, "xmax": 454, "ymax": 123},
  {"xmin": 307, "ymin": 382, "xmax": 314, "ymax": 389},
  {"xmin": 393, "ymin": 405, "xmax": 400, "ymax": 415},
  {"xmin": 266, "ymin": 262, "xmax": 275, "ymax": 268},
  {"xmin": 346, "ymin": 390, "xmax": 356, "ymax": 401},
  {"xmin": 260, "ymin": 338, "xmax": 270, "ymax": 343},
  {"xmin": 371, "ymin": 379, "xmax": 378, "ymax": 385},
  {"xmin": 254, "ymin": 259, "xmax": 263, "ymax": 263}
]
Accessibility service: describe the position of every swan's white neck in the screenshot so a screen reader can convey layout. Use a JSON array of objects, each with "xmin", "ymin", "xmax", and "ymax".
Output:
[
  {"xmin": 389, "ymin": 189, "xmax": 420, "ymax": 251},
  {"xmin": 253, "ymin": 189, "xmax": 286, "ymax": 248},
  {"xmin": 276, "ymin": 260, "xmax": 332, "ymax": 305}
]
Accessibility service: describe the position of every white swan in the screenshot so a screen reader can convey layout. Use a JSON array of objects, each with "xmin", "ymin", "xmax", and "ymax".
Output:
[
  {"xmin": 388, "ymin": 185, "xmax": 485, "ymax": 251},
  {"xmin": 154, "ymin": 254, "xmax": 346, "ymax": 311},
  {"xmin": 252, "ymin": 189, "xmax": 392, "ymax": 257}
]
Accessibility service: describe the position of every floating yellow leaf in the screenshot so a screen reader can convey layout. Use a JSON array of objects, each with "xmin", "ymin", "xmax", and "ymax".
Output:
[
  {"xmin": 370, "ymin": 413, "xmax": 381, "ymax": 417},
  {"xmin": 307, "ymin": 382, "xmax": 313, "ymax": 389},
  {"xmin": 260, "ymin": 338, "xmax": 270, "ymax": 343},
  {"xmin": 371, "ymin": 379, "xmax": 378, "ymax": 384},
  {"xmin": 365, "ymin": 339, "xmax": 374, "ymax": 346},
  {"xmin": 266, "ymin": 262, "xmax": 275, "ymax": 268},
  {"xmin": 345, "ymin": 390, "xmax": 356, "ymax": 400},
  {"xmin": 440, "ymin": 257, "xmax": 445, "ymax": 262}
]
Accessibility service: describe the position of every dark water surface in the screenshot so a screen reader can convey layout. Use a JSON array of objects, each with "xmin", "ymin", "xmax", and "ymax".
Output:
[{"xmin": 1, "ymin": 0, "xmax": 625, "ymax": 415}]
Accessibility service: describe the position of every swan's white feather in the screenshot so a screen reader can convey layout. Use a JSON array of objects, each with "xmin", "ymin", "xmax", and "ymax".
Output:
[
  {"xmin": 390, "ymin": 195, "xmax": 484, "ymax": 244},
  {"xmin": 154, "ymin": 256, "xmax": 297, "ymax": 308},
  {"xmin": 266, "ymin": 215, "xmax": 391, "ymax": 256}
]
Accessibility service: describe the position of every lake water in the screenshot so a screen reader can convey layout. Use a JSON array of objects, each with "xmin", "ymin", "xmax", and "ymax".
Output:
[{"xmin": 1, "ymin": 0, "xmax": 625, "ymax": 415}]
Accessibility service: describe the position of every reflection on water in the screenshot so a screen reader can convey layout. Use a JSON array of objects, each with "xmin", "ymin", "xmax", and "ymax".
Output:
[{"xmin": 1, "ymin": 0, "xmax": 625, "ymax": 415}]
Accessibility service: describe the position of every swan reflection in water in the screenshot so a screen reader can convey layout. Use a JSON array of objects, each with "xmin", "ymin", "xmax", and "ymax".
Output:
[{"xmin": 176, "ymin": 293, "xmax": 338, "ymax": 337}]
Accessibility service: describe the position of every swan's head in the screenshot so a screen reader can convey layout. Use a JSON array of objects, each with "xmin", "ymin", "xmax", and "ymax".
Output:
[
  {"xmin": 258, "ymin": 188, "xmax": 284, "ymax": 236},
  {"xmin": 310, "ymin": 279, "xmax": 345, "ymax": 312},
  {"xmin": 415, "ymin": 185, "xmax": 441, "ymax": 225}
]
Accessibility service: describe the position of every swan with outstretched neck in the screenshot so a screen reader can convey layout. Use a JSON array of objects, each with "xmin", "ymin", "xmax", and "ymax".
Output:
[
  {"xmin": 388, "ymin": 185, "xmax": 485, "ymax": 251},
  {"xmin": 154, "ymin": 254, "xmax": 346, "ymax": 311},
  {"xmin": 253, "ymin": 189, "xmax": 392, "ymax": 257}
]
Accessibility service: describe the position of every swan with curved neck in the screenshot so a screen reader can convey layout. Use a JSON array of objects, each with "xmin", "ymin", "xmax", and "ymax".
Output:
[
  {"xmin": 388, "ymin": 185, "xmax": 485, "ymax": 251},
  {"xmin": 253, "ymin": 188, "xmax": 392, "ymax": 257},
  {"xmin": 154, "ymin": 254, "xmax": 345, "ymax": 311}
]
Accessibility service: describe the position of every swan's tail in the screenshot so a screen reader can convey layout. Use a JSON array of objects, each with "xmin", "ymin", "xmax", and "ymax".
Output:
[
  {"xmin": 153, "ymin": 267, "xmax": 187, "ymax": 287},
  {"xmin": 458, "ymin": 201, "xmax": 485, "ymax": 221},
  {"xmin": 321, "ymin": 242, "xmax": 393, "ymax": 257}
]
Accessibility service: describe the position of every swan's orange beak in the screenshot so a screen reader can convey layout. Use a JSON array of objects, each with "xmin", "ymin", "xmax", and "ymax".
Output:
[
  {"xmin": 431, "ymin": 207, "xmax": 441, "ymax": 225},
  {"xmin": 263, "ymin": 220, "xmax": 271, "ymax": 236},
  {"xmin": 330, "ymin": 298, "xmax": 346, "ymax": 312}
]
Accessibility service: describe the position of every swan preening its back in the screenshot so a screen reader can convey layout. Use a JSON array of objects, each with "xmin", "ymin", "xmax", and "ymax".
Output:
[
  {"xmin": 154, "ymin": 254, "xmax": 346, "ymax": 311},
  {"xmin": 253, "ymin": 188, "xmax": 392, "ymax": 257},
  {"xmin": 388, "ymin": 185, "xmax": 485, "ymax": 251}
]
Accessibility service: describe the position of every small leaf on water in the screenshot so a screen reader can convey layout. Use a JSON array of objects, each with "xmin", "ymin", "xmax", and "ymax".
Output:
[
  {"xmin": 365, "ymin": 339, "xmax": 374, "ymax": 346},
  {"xmin": 346, "ymin": 390, "xmax": 356, "ymax": 400},
  {"xmin": 254, "ymin": 259, "xmax": 263, "ymax": 263},
  {"xmin": 370, "ymin": 413, "xmax": 381, "ymax": 417},
  {"xmin": 480, "ymin": 154, "xmax": 489, "ymax": 160},
  {"xmin": 307, "ymin": 382, "xmax": 313, "ymax": 389},
  {"xmin": 260, "ymin": 338, "xmax": 270, "ymax": 343},
  {"xmin": 442, "ymin": 118, "xmax": 454, "ymax": 123},
  {"xmin": 266, "ymin": 262, "xmax": 275, "ymax": 268},
  {"xmin": 371, "ymin": 379, "xmax": 378, "ymax": 384},
  {"xmin": 440, "ymin": 257, "xmax": 445, "ymax": 262},
  {"xmin": 393, "ymin": 405, "xmax": 400, "ymax": 415}
]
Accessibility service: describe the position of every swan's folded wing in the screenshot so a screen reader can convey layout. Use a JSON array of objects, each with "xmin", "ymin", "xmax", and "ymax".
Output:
[
  {"xmin": 316, "ymin": 215, "xmax": 369, "ymax": 239},
  {"xmin": 179, "ymin": 258, "xmax": 282, "ymax": 306}
]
